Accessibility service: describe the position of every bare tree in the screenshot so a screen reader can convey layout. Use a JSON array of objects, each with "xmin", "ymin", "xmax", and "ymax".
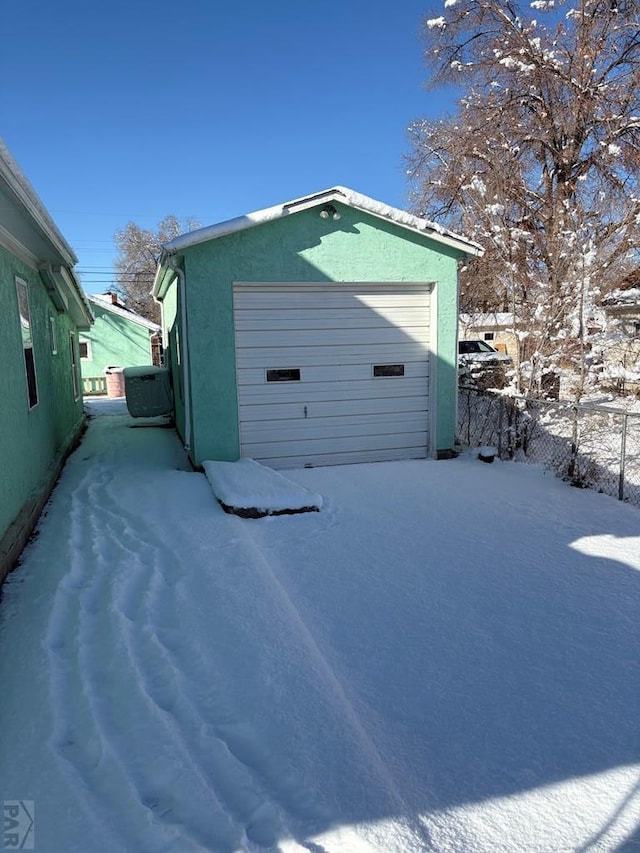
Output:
[
  {"xmin": 113, "ymin": 215, "xmax": 200, "ymax": 323},
  {"xmin": 407, "ymin": 0, "xmax": 640, "ymax": 397}
]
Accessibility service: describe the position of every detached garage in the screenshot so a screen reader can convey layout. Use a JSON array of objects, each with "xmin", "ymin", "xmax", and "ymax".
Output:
[{"xmin": 152, "ymin": 187, "xmax": 481, "ymax": 469}]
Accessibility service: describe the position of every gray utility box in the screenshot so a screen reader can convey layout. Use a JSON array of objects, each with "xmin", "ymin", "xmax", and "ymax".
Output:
[{"xmin": 124, "ymin": 366, "xmax": 173, "ymax": 418}]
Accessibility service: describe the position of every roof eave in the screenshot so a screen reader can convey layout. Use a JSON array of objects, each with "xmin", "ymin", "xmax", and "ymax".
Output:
[
  {"xmin": 0, "ymin": 140, "xmax": 78, "ymax": 267},
  {"xmin": 157, "ymin": 186, "xmax": 483, "ymax": 259},
  {"xmin": 152, "ymin": 251, "xmax": 178, "ymax": 302}
]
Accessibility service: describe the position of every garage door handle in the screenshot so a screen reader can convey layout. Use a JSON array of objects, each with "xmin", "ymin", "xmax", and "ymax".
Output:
[{"xmin": 304, "ymin": 405, "xmax": 308, "ymax": 418}]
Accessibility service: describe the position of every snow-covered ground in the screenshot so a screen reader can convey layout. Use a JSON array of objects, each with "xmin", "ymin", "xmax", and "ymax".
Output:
[
  {"xmin": 1, "ymin": 398, "xmax": 639, "ymax": 853},
  {"xmin": 458, "ymin": 389, "xmax": 640, "ymax": 507}
]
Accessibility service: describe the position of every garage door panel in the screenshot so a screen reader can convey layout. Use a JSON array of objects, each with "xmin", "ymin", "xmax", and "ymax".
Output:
[
  {"xmin": 240, "ymin": 414, "xmax": 428, "ymax": 443},
  {"xmin": 233, "ymin": 282, "xmax": 432, "ymax": 467},
  {"xmin": 242, "ymin": 431, "xmax": 428, "ymax": 460},
  {"xmin": 239, "ymin": 395, "xmax": 428, "ymax": 421},
  {"xmin": 235, "ymin": 325, "xmax": 429, "ymax": 348},
  {"xmin": 234, "ymin": 291, "xmax": 432, "ymax": 311},
  {"xmin": 236, "ymin": 342, "xmax": 429, "ymax": 368},
  {"xmin": 259, "ymin": 447, "xmax": 429, "ymax": 469},
  {"xmin": 235, "ymin": 309, "xmax": 430, "ymax": 330},
  {"xmin": 239, "ymin": 377, "xmax": 429, "ymax": 405},
  {"xmin": 236, "ymin": 361, "xmax": 430, "ymax": 385}
]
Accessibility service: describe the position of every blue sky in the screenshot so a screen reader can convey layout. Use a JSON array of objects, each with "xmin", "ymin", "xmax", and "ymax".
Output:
[{"xmin": 2, "ymin": 0, "xmax": 450, "ymax": 294}]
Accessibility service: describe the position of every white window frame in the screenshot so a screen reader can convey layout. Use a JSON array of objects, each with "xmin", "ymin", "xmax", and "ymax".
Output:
[
  {"xmin": 79, "ymin": 337, "xmax": 93, "ymax": 361},
  {"xmin": 49, "ymin": 314, "xmax": 58, "ymax": 355},
  {"xmin": 15, "ymin": 277, "xmax": 39, "ymax": 410},
  {"xmin": 69, "ymin": 331, "xmax": 81, "ymax": 401}
]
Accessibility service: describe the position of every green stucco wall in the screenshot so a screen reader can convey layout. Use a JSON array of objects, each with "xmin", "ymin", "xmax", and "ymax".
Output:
[
  {"xmin": 80, "ymin": 302, "xmax": 153, "ymax": 379},
  {"xmin": 160, "ymin": 280, "xmax": 186, "ymax": 443},
  {"xmin": 0, "ymin": 244, "xmax": 85, "ymax": 566},
  {"xmin": 164, "ymin": 202, "xmax": 463, "ymax": 466}
]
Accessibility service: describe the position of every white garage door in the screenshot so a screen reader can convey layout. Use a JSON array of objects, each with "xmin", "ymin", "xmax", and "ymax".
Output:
[{"xmin": 233, "ymin": 282, "xmax": 433, "ymax": 468}]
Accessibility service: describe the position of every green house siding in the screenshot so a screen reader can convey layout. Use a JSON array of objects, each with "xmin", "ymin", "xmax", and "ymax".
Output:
[
  {"xmin": 168, "ymin": 203, "xmax": 464, "ymax": 467},
  {"xmin": 0, "ymin": 245, "xmax": 85, "ymax": 578},
  {"xmin": 161, "ymin": 279, "xmax": 186, "ymax": 443},
  {"xmin": 80, "ymin": 301, "xmax": 153, "ymax": 379}
]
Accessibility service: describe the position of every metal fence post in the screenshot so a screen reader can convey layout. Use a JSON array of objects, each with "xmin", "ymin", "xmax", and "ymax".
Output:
[
  {"xmin": 619, "ymin": 413, "xmax": 628, "ymax": 502},
  {"xmin": 498, "ymin": 397, "xmax": 503, "ymax": 457}
]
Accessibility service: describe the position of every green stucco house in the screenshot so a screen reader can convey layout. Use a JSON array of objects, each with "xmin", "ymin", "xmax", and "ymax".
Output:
[
  {"xmin": 81, "ymin": 293, "xmax": 161, "ymax": 394},
  {"xmin": 0, "ymin": 140, "xmax": 93, "ymax": 582},
  {"xmin": 152, "ymin": 187, "xmax": 482, "ymax": 470}
]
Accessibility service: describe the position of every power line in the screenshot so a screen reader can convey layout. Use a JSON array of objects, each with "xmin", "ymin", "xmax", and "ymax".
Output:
[{"xmin": 78, "ymin": 270, "xmax": 156, "ymax": 276}]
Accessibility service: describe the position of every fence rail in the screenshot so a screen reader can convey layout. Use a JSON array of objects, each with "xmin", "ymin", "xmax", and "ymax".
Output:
[
  {"xmin": 82, "ymin": 376, "xmax": 107, "ymax": 396},
  {"xmin": 457, "ymin": 388, "xmax": 640, "ymax": 508}
]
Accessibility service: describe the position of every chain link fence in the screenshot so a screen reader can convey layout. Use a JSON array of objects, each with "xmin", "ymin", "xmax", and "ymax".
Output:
[{"xmin": 457, "ymin": 387, "xmax": 640, "ymax": 508}]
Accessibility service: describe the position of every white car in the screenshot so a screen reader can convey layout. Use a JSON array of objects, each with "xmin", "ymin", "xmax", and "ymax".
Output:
[
  {"xmin": 458, "ymin": 339, "xmax": 513, "ymax": 366},
  {"xmin": 458, "ymin": 340, "xmax": 513, "ymax": 388}
]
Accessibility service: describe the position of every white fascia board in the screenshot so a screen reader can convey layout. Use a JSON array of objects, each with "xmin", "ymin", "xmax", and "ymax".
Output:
[
  {"xmin": 38, "ymin": 264, "xmax": 93, "ymax": 330},
  {"xmin": 159, "ymin": 186, "xmax": 483, "ymax": 259},
  {"xmin": 58, "ymin": 266, "xmax": 93, "ymax": 328},
  {"xmin": 330, "ymin": 187, "xmax": 483, "ymax": 257},
  {"xmin": 0, "ymin": 223, "xmax": 39, "ymax": 268},
  {"xmin": 0, "ymin": 139, "xmax": 78, "ymax": 267},
  {"xmin": 38, "ymin": 264, "xmax": 69, "ymax": 312},
  {"xmin": 152, "ymin": 253, "xmax": 177, "ymax": 301},
  {"xmin": 162, "ymin": 202, "xmax": 289, "ymax": 254}
]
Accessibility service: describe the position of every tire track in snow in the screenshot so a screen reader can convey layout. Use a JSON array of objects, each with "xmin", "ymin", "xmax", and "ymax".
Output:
[
  {"xmin": 99, "ymin": 478, "xmax": 335, "ymax": 849},
  {"xmin": 46, "ymin": 438, "xmax": 396, "ymax": 852},
  {"xmin": 45, "ymin": 458, "xmax": 158, "ymax": 851},
  {"xmin": 83, "ymin": 496, "xmax": 243, "ymax": 851},
  {"xmin": 47, "ymin": 457, "xmax": 243, "ymax": 852},
  {"xmin": 98, "ymin": 481, "xmax": 286, "ymax": 850}
]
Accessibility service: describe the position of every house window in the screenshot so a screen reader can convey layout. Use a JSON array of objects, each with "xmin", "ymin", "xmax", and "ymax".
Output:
[
  {"xmin": 16, "ymin": 278, "xmax": 39, "ymax": 409},
  {"xmin": 79, "ymin": 338, "xmax": 92, "ymax": 360},
  {"xmin": 483, "ymin": 332, "xmax": 495, "ymax": 341},
  {"xmin": 49, "ymin": 315, "xmax": 58, "ymax": 355},
  {"xmin": 69, "ymin": 331, "xmax": 81, "ymax": 400}
]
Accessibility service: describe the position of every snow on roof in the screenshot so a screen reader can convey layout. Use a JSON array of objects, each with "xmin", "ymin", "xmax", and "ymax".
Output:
[
  {"xmin": 460, "ymin": 312, "xmax": 515, "ymax": 327},
  {"xmin": 0, "ymin": 137, "xmax": 93, "ymax": 327},
  {"xmin": 0, "ymin": 138, "xmax": 78, "ymax": 266},
  {"xmin": 602, "ymin": 287, "xmax": 640, "ymax": 308},
  {"xmin": 88, "ymin": 293, "xmax": 160, "ymax": 331},
  {"xmin": 160, "ymin": 186, "xmax": 484, "ymax": 258}
]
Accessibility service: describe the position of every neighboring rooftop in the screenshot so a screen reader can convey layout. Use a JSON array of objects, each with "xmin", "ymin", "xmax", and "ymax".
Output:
[
  {"xmin": 88, "ymin": 293, "xmax": 160, "ymax": 331},
  {"xmin": 460, "ymin": 312, "xmax": 515, "ymax": 327}
]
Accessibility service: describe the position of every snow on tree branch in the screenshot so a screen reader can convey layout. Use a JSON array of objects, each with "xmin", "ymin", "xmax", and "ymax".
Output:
[{"xmin": 407, "ymin": 0, "xmax": 640, "ymax": 398}]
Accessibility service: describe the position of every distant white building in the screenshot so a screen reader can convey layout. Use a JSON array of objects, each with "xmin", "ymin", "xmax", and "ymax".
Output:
[
  {"xmin": 459, "ymin": 312, "xmax": 518, "ymax": 360},
  {"xmin": 600, "ymin": 286, "xmax": 640, "ymax": 393}
]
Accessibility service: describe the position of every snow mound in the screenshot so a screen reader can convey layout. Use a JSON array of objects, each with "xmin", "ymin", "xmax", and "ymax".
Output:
[{"xmin": 203, "ymin": 458, "xmax": 323, "ymax": 516}]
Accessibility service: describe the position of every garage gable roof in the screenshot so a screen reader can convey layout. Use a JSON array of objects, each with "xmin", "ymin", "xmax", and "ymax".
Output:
[{"xmin": 159, "ymin": 186, "xmax": 483, "ymax": 259}]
